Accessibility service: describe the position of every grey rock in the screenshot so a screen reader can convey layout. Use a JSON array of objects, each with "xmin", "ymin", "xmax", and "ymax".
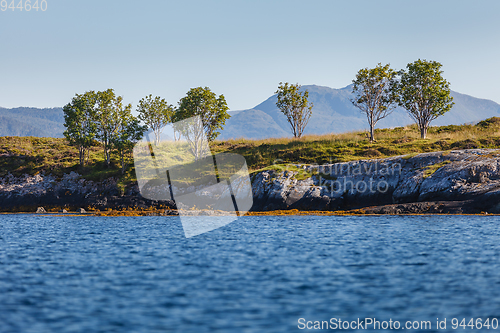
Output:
[
  {"xmin": 36, "ymin": 207, "xmax": 46, "ymax": 213},
  {"xmin": 5, "ymin": 149, "xmax": 500, "ymax": 214},
  {"xmin": 250, "ymin": 149, "xmax": 500, "ymax": 213}
]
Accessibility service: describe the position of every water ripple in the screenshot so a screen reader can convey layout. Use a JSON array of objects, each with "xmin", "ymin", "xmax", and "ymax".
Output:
[{"xmin": 0, "ymin": 214, "xmax": 499, "ymax": 332}]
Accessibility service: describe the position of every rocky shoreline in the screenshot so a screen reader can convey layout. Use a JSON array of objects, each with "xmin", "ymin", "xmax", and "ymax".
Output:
[
  {"xmin": 251, "ymin": 149, "xmax": 500, "ymax": 214},
  {"xmin": 0, "ymin": 171, "xmax": 175, "ymax": 213},
  {"xmin": 2, "ymin": 149, "xmax": 500, "ymax": 215}
]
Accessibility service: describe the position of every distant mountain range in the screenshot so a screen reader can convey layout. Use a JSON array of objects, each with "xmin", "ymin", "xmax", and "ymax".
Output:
[
  {"xmin": 2, "ymin": 85, "xmax": 500, "ymax": 139},
  {"xmin": 0, "ymin": 107, "xmax": 64, "ymax": 138},
  {"xmin": 219, "ymin": 85, "xmax": 500, "ymax": 140}
]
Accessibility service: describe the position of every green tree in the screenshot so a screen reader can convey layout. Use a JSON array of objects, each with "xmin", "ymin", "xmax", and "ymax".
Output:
[
  {"xmin": 275, "ymin": 82, "xmax": 313, "ymax": 138},
  {"xmin": 171, "ymin": 109, "xmax": 182, "ymax": 141},
  {"xmin": 351, "ymin": 63, "xmax": 398, "ymax": 142},
  {"xmin": 111, "ymin": 104, "xmax": 146, "ymax": 174},
  {"xmin": 176, "ymin": 87, "xmax": 230, "ymax": 141},
  {"xmin": 63, "ymin": 91, "xmax": 98, "ymax": 166},
  {"xmin": 397, "ymin": 59, "xmax": 454, "ymax": 139},
  {"xmin": 136, "ymin": 94, "xmax": 175, "ymax": 146},
  {"xmin": 94, "ymin": 89, "xmax": 122, "ymax": 167}
]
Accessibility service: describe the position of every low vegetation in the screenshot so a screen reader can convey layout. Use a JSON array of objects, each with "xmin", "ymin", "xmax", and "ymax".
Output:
[
  {"xmin": 0, "ymin": 136, "xmax": 136, "ymax": 192},
  {"xmin": 212, "ymin": 117, "xmax": 500, "ymax": 171},
  {"xmin": 422, "ymin": 160, "xmax": 452, "ymax": 178},
  {"xmin": 2, "ymin": 118, "xmax": 500, "ymax": 189}
]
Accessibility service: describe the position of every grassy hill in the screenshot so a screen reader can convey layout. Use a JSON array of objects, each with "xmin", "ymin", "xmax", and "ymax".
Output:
[
  {"xmin": 211, "ymin": 119, "xmax": 500, "ymax": 175},
  {"xmin": 2, "ymin": 117, "xmax": 500, "ymax": 190}
]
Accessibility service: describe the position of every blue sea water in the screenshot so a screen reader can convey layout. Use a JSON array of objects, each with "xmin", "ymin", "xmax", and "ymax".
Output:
[{"xmin": 0, "ymin": 214, "xmax": 500, "ymax": 333}]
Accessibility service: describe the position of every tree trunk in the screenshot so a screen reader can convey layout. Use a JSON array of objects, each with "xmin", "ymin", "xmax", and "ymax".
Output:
[
  {"xmin": 121, "ymin": 151, "xmax": 125, "ymax": 174},
  {"xmin": 154, "ymin": 130, "xmax": 160, "ymax": 146},
  {"xmin": 105, "ymin": 146, "xmax": 111, "ymax": 168},
  {"xmin": 370, "ymin": 124, "xmax": 375, "ymax": 142},
  {"xmin": 86, "ymin": 148, "xmax": 90, "ymax": 165},
  {"xmin": 420, "ymin": 126, "xmax": 427, "ymax": 139},
  {"xmin": 79, "ymin": 146, "xmax": 84, "ymax": 166}
]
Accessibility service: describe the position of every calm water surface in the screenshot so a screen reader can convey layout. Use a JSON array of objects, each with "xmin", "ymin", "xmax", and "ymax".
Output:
[{"xmin": 1, "ymin": 215, "xmax": 500, "ymax": 332}]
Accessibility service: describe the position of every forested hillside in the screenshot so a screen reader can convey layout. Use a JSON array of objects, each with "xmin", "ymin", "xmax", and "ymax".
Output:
[{"xmin": 0, "ymin": 107, "xmax": 64, "ymax": 137}]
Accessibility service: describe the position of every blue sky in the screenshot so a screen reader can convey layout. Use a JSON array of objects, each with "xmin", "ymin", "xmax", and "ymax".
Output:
[{"xmin": 1, "ymin": 0, "xmax": 499, "ymax": 110}]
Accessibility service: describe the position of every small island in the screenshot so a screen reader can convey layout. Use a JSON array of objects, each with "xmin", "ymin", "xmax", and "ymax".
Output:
[
  {"xmin": 2, "ymin": 117, "xmax": 500, "ymax": 215},
  {"xmin": 2, "ymin": 60, "xmax": 499, "ymax": 216}
]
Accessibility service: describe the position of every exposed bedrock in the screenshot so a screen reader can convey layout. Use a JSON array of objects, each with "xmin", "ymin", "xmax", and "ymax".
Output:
[
  {"xmin": 0, "ymin": 171, "xmax": 174, "ymax": 211},
  {"xmin": 2, "ymin": 149, "xmax": 500, "ymax": 214},
  {"xmin": 250, "ymin": 149, "xmax": 500, "ymax": 214}
]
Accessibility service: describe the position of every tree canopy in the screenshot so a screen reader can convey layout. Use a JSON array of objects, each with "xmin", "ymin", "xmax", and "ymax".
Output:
[
  {"xmin": 111, "ymin": 102, "xmax": 146, "ymax": 174},
  {"xmin": 63, "ymin": 91, "xmax": 98, "ymax": 166},
  {"xmin": 397, "ymin": 59, "xmax": 454, "ymax": 139},
  {"xmin": 275, "ymin": 82, "xmax": 313, "ymax": 138},
  {"xmin": 95, "ymin": 89, "xmax": 122, "ymax": 167},
  {"xmin": 136, "ymin": 95, "xmax": 175, "ymax": 146},
  {"xmin": 176, "ymin": 87, "xmax": 230, "ymax": 141},
  {"xmin": 63, "ymin": 89, "xmax": 144, "ymax": 169},
  {"xmin": 351, "ymin": 63, "xmax": 398, "ymax": 142}
]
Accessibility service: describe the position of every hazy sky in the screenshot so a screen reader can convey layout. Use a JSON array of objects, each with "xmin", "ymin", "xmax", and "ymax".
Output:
[{"xmin": 1, "ymin": 0, "xmax": 499, "ymax": 110}]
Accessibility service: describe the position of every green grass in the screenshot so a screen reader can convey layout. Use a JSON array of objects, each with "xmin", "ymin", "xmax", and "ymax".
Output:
[
  {"xmin": 0, "ymin": 136, "xmax": 136, "ymax": 192},
  {"xmin": 423, "ymin": 160, "xmax": 452, "ymax": 178},
  {"xmin": 252, "ymin": 163, "xmax": 312, "ymax": 181},
  {"xmin": 2, "ymin": 117, "xmax": 500, "ymax": 190},
  {"xmin": 213, "ymin": 117, "xmax": 500, "ymax": 172}
]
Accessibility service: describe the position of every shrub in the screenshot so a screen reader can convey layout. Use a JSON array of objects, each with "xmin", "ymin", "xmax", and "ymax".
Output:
[
  {"xmin": 378, "ymin": 147, "xmax": 399, "ymax": 155},
  {"xmin": 361, "ymin": 148, "xmax": 382, "ymax": 157},
  {"xmin": 392, "ymin": 137, "xmax": 413, "ymax": 144},
  {"xmin": 476, "ymin": 117, "xmax": 500, "ymax": 129},
  {"xmin": 431, "ymin": 140, "xmax": 449, "ymax": 150},
  {"xmin": 430, "ymin": 124, "xmax": 463, "ymax": 134},
  {"xmin": 450, "ymin": 139, "xmax": 479, "ymax": 150}
]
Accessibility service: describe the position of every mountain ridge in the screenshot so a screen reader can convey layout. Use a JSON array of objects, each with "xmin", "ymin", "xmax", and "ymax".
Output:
[
  {"xmin": 0, "ymin": 107, "xmax": 65, "ymax": 138},
  {"xmin": 220, "ymin": 84, "xmax": 500, "ymax": 140},
  {"xmin": 2, "ymin": 85, "xmax": 500, "ymax": 140}
]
